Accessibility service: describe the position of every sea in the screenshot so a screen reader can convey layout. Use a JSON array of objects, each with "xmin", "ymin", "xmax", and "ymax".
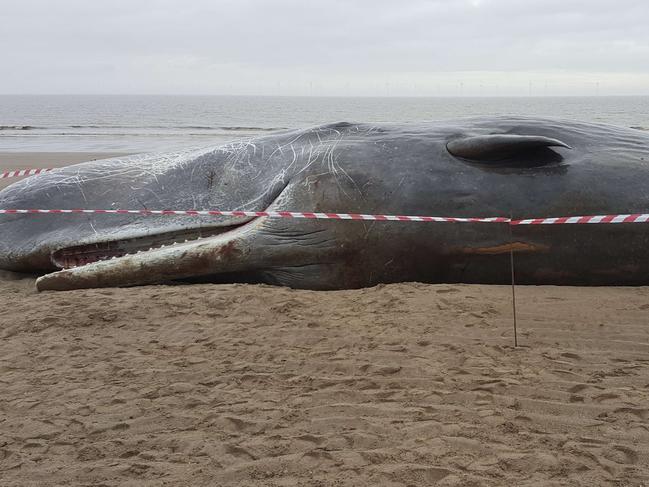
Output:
[{"xmin": 0, "ymin": 95, "xmax": 648, "ymax": 153}]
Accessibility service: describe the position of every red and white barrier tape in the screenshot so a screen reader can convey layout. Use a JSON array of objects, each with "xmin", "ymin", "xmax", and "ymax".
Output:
[
  {"xmin": 0, "ymin": 208, "xmax": 648, "ymax": 225},
  {"xmin": 511, "ymin": 214, "xmax": 649, "ymax": 225},
  {"xmin": 1, "ymin": 168, "xmax": 54, "ymax": 179}
]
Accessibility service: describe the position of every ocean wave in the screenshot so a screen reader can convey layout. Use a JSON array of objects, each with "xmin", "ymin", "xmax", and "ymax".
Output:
[
  {"xmin": 0, "ymin": 125, "xmax": 40, "ymax": 130},
  {"xmin": 630, "ymin": 126, "xmax": 648, "ymax": 131},
  {"xmin": 0, "ymin": 124, "xmax": 286, "ymax": 134},
  {"xmin": 66, "ymin": 124, "xmax": 285, "ymax": 131},
  {"xmin": 218, "ymin": 126, "xmax": 285, "ymax": 131},
  {"xmin": 0, "ymin": 132, "xmax": 267, "ymax": 137}
]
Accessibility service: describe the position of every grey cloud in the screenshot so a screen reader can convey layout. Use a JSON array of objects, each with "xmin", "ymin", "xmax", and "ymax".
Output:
[{"xmin": 1, "ymin": 0, "xmax": 647, "ymax": 94}]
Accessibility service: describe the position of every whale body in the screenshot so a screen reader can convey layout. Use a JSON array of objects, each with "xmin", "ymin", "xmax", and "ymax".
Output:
[{"xmin": 0, "ymin": 117, "xmax": 648, "ymax": 291}]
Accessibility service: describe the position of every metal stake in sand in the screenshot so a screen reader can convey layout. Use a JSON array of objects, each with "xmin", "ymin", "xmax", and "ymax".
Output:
[{"xmin": 508, "ymin": 215, "xmax": 518, "ymax": 347}]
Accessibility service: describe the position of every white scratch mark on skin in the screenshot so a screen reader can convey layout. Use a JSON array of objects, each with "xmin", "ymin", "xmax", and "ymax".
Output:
[
  {"xmin": 290, "ymin": 144, "xmax": 297, "ymax": 166},
  {"xmin": 364, "ymin": 220, "xmax": 376, "ymax": 240},
  {"xmin": 137, "ymin": 188, "xmax": 164, "ymax": 206},
  {"xmin": 264, "ymin": 132, "xmax": 306, "ymax": 164},
  {"xmin": 296, "ymin": 141, "xmax": 320, "ymax": 177},
  {"xmin": 319, "ymin": 129, "xmax": 362, "ymax": 198},
  {"xmin": 76, "ymin": 176, "xmax": 89, "ymax": 205},
  {"xmin": 189, "ymin": 162, "xmax": 199, "ymax": 188}
]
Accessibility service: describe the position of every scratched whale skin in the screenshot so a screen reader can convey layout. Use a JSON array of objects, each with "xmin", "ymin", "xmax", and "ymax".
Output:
[{"xmin": 0, "ymin": 117, "xmax": 648, "ymax": 291}]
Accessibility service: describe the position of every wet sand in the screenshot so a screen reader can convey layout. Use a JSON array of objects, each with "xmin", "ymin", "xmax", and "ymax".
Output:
[
  {"xmin": 0, "ymin": 152, "xmax": 131, "ymax": 170},
  {"xmin": 0, "ymin": 152, "xmax": 130, "ymax": 190},
  {"xmin": 1, "ymin": 154, "xmax": 649, "ymax": 485}
]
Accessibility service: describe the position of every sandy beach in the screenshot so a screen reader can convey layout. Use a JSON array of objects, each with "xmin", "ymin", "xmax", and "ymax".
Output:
[{"xmin": 2, "ymin": 154, "xmax": 649, "ymax": 485}]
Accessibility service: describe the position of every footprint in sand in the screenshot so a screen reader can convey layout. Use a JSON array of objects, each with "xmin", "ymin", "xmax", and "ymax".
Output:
[
  {"xmin": 561, "ymin": 352, "xmax": 582, "ymax": 361},
  {"xmin": 436, "ymin": 287, "xmax": 460, "ymax": 294},
  {"xmin": 612, "ymin": 407, "xmax": 649, "ymax": 420},
  {"xmin": 567, "ymin": 384, "xmax": 589, "ymax": 394},
  {"xmin": 224, "ymin": 444, "xmax": 257, "ymax": 461},
  {"xmin": 602, "ymin": 445, "xmax": 639, "ymax": 465},
  {"xmin": 577, "ymin": 436, "xmax": 607, "ymax": 445},
  {"xmin": 295, "ymin": 434, "xmax": 326, "ymax": 445},
  {"xmin": 592, "ymin": 392, "xmax": 620, "ymax": 403},
  {"xmin": 76, "ymin": 445, "xmax": 104, "ymax": 461}
]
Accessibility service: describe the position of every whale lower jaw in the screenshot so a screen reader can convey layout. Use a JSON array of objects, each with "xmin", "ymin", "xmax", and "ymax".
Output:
[
  {"xmin": 37, "ymin": 217, "xmax": 263, "ymax": 291},
  {"xmin": 50, "ymin": 220, "xmax": 254, "ymax": 270}
]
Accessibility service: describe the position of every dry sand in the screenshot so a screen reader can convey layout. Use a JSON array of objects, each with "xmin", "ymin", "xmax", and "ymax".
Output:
[
  {"xmin": 0, "ymin": 277, "xmax": 648, "ymax": 486},
  {"xmin": 2, "ymin": 154, "xmax": 649, "ymax": 485}
]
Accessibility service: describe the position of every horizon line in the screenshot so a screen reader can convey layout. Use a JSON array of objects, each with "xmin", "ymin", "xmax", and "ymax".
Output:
[{"xmin": 1, "ymin": 93, "xmax": 648, "ymax": 98}]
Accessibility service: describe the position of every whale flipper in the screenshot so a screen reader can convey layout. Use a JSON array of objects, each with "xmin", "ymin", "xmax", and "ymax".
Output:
[{"xmin": 447, "ymin": 134, "xmax": 571, "ymax": 164}]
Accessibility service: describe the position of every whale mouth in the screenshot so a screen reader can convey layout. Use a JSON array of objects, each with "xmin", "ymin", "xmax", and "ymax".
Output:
[{"xmin": 50, "ymin": 220, "xmax": 255, "ymax": 270}]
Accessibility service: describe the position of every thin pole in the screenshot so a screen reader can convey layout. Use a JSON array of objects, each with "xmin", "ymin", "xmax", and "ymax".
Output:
[{"xmin": 508, "ymin": 217, "xmax": 518, "ymax": 347}]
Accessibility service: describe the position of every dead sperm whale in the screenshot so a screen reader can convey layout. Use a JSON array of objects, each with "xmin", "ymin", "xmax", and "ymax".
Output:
[{"xmin": 0, "ymin": 116, "xmax": 648, "ymax": 291}]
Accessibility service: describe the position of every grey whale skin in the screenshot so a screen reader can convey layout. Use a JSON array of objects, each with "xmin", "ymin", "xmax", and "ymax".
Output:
[{"xmin": 0, "ymin": 117, "xmax": 648, "ymax": 291}]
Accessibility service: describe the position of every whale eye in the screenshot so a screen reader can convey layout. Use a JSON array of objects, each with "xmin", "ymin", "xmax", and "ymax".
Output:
[{"xmin": 447, "ymin": 134, "xmax": 571, "ymax": 167}]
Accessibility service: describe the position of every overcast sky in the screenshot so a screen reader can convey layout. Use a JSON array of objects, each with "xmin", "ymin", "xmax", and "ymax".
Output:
[{"xmin": 1, "ymin": 0, "xmax": 648, "ymax": 96}]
